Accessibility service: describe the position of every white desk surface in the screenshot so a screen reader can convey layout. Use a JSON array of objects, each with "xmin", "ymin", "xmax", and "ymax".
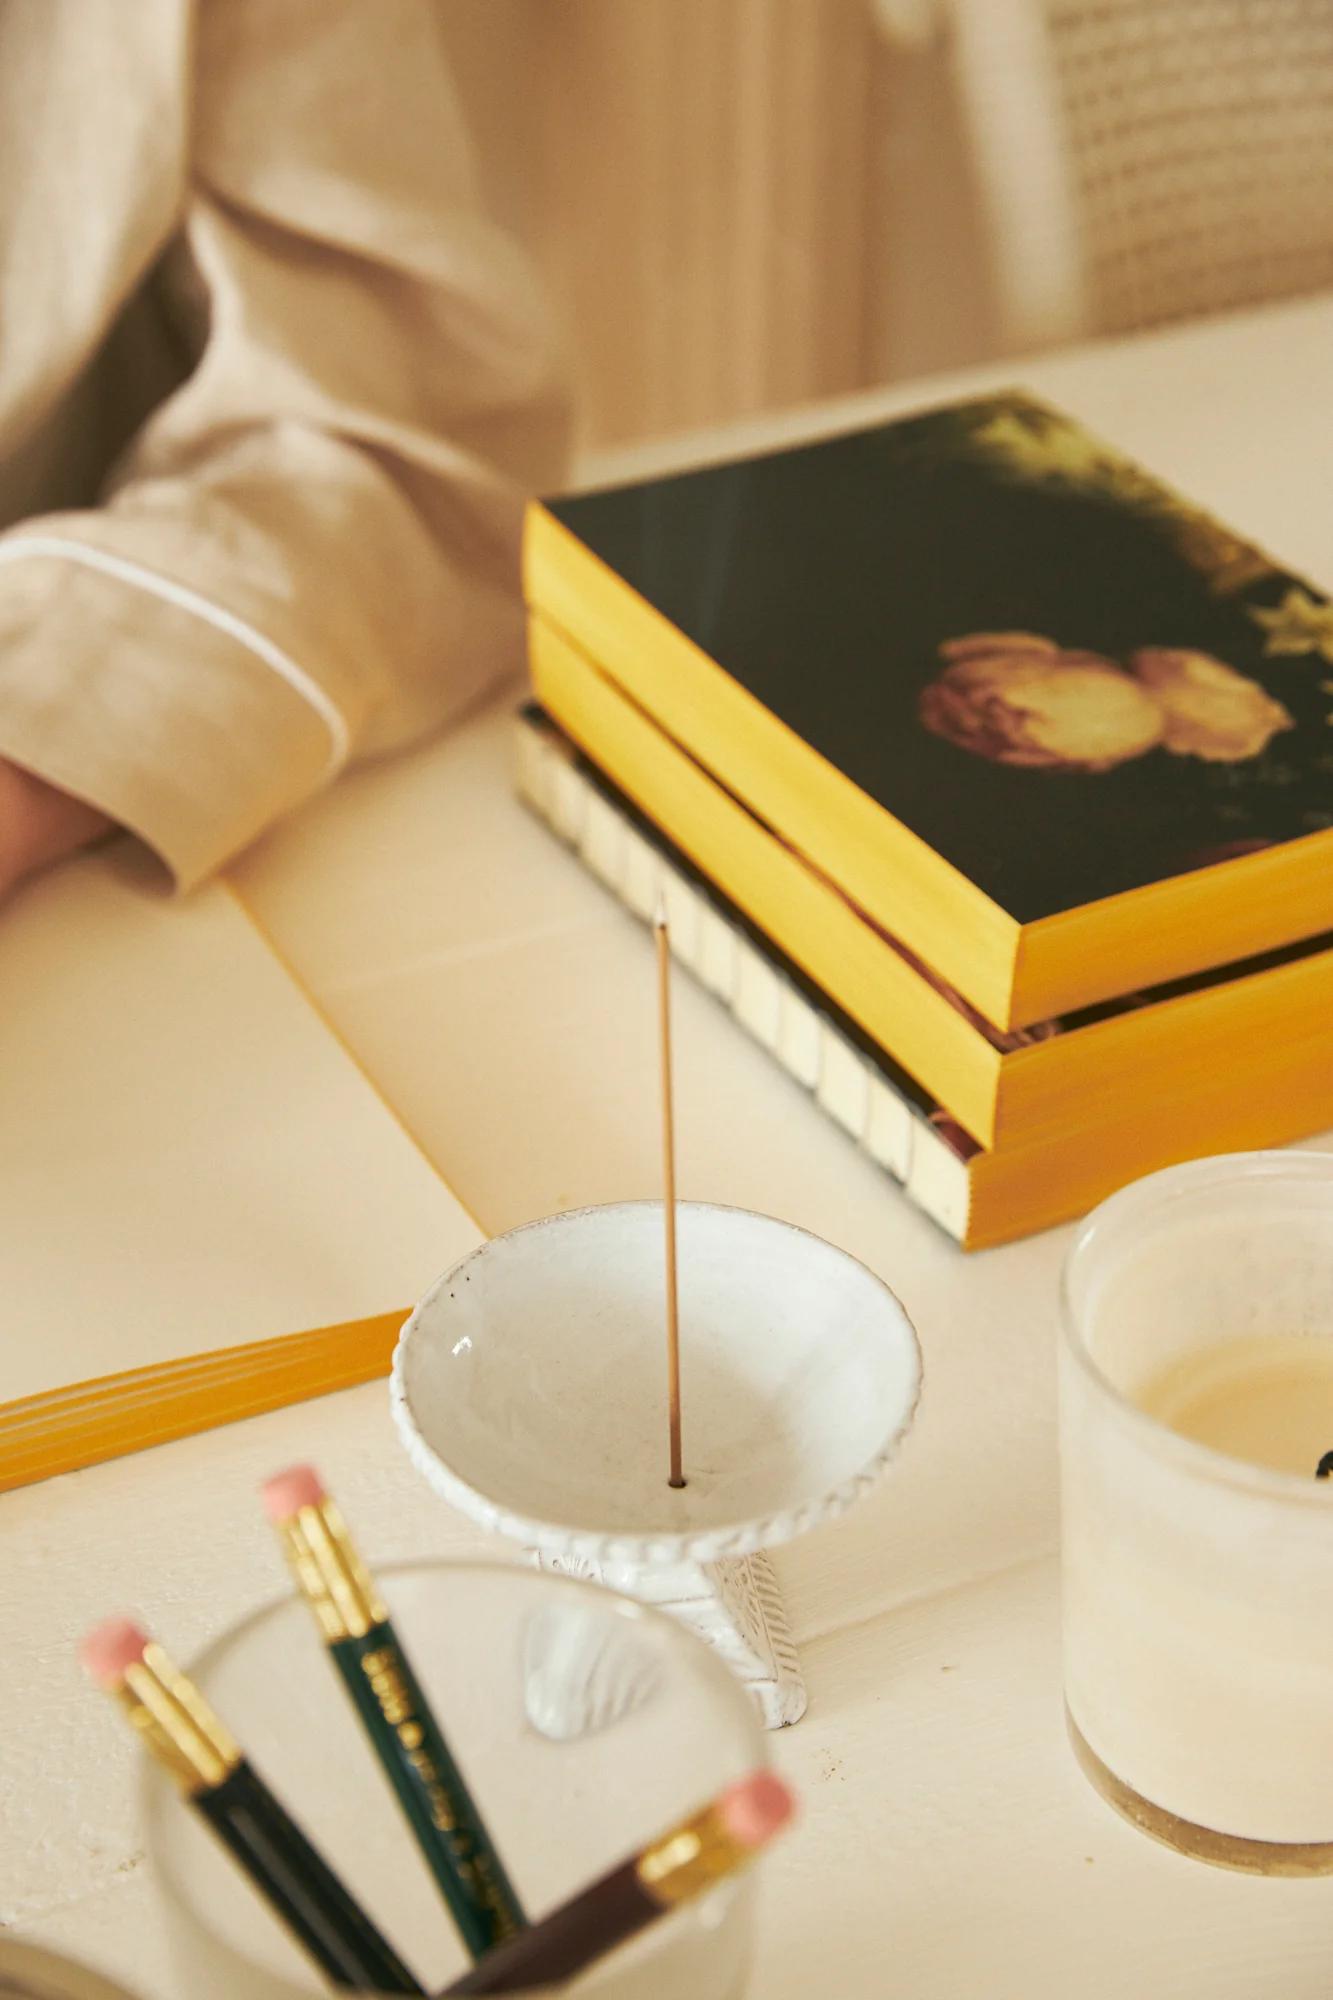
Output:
[{"xmin": 5, "ymin": 294, "xmax": 1333, "ymax": 1999}]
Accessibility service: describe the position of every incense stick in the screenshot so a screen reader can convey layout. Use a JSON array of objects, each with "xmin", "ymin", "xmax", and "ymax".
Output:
[{"xmin": 655, "ymin": 898, "xmax": 684, "ymax": 1489}]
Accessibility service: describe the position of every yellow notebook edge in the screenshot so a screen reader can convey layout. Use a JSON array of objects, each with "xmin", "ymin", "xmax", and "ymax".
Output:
[
  {"xmin": 515, "ymin": 704, "xmax": 1333, "ymax": 1252},
  {"xmin": 527, "ymin": 609, "xmax": 1005, "ymax": 1146},
  {"xmin": 994, "ymin": 952, "xmax": 1333, "ymax": 1145},
  {"xmin": 527, "ymin": 616, "xmax": 1333, "ymax": 1154},
  {"xmin": 1018, "ymin": 824, "xmax": 1333, "ymax": 1024}
]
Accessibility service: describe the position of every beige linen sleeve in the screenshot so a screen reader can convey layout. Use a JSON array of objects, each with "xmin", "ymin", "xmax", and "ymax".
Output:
[{"xmin": 0, "ymin": 0, "xmax": 570, "ymax": 888}]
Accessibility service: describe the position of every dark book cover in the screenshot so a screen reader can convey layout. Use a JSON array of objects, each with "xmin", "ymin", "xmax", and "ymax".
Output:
[{"xmin": 548, "ymin": 394, "xmax": 1333, "ymax": 924}]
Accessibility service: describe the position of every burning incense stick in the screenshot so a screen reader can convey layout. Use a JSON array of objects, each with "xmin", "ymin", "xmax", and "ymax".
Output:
[{"xmin": 655, "ymin": 897, "xmax": 684, "ymax": 1489}]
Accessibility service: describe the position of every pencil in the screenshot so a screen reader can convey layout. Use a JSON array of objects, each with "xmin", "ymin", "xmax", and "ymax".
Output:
[
  {"xmin": 263, "ymin": 1466, "xmax": 526, "ymax": 1961},
  {"xmin": 442, "ymin": 1771, "xmax": 794, "ymax": 1994},
  {"xmin": 81, "ymin": 1617, "xmax": 424, "ymax": 1995}
]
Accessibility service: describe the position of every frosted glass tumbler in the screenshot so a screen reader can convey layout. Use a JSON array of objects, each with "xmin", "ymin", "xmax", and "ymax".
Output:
[
  {"xmin": 142, "ymin": 1562, "xmax": 766, "ymax": 1996},
  {"xmin": 1061, "ymin": 1151, "xmax": 1333, "ymax": 1872}
]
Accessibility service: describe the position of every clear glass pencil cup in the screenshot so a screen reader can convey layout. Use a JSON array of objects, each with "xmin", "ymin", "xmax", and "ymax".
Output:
[
  {"xmin": 1060, "ymin": 1151, "xmax": 1333, "ymax": 1872},
  {"xmin": 142, "ymin": 1561, "xmax": 767, "ymax": 1996}
]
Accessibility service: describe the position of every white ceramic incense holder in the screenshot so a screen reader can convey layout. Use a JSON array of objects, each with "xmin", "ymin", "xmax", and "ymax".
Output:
[{"xmin": 391, "ymin": 1201, "xmax": 921, "ymax": 1728}]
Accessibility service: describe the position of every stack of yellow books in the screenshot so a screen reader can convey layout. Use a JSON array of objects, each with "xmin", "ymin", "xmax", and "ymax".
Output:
[{"xmin": 520, "ymin": 392, "xmax": 1333, "ymax": 1248}]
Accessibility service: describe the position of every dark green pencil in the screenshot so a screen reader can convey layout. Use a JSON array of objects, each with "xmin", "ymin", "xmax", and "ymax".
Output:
[
  {"xmin": 262, "ymin": 1465, "xmax": 526, "ymax": 1961},
  {"xmin": 82, "ymin": 1617, "xmax": 425, "ymax": 1994}
]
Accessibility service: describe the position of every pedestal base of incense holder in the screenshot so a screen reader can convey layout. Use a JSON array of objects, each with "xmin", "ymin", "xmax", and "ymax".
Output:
[
  {"xmin": 391, "ymin": 1202, "xmax": 921, "ymax": 1731},
  {"xmin": 533, "ymin": 1547, "xmax": 805, "ymax": 1730}
]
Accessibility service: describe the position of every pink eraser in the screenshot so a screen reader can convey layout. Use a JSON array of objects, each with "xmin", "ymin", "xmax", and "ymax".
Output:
[
  {"xmin": 80, "ymin": 1617, "xmax": 150, "ymax": 1687},
  {"xmin": 261, "ymin": 1464, "xmax": 327, "ymax": 1523},
  {"xmin": 716, "ymin": 1770, "xmax": 795, "ymax": 1850}
]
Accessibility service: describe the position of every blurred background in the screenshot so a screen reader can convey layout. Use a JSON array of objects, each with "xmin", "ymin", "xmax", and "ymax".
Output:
[{"xmin": 440, "ymin": 0, "xmax": 1333, "ymax": 453}]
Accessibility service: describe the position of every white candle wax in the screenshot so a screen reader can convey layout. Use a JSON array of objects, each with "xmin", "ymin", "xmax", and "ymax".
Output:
[
  {"xmin": 1061, "ymin": 1155, "xmax": 1333, "ymax": 1860},
  {"xmin": 1140, "ymin": 1334, "xmax": 1333, "ymax": 1479}
]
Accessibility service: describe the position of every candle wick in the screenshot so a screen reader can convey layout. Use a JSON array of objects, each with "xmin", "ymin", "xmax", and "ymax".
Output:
[{"xmin": 1315, "ymin": 1453, "xmax": 1333, "ymax": 1480}]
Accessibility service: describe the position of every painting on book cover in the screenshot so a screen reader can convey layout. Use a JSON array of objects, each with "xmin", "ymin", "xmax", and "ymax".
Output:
[
  {"xmin": 914, "ymin": 397, "xmax": 1318, "ymax": 815},
  {"xmin": 553, "ymin": 392, "xmax": 1333, "ymax": 922}
]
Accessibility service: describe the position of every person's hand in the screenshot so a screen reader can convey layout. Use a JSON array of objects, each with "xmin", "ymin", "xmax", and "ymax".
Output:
[{"xmin": 0, "ymin": 758, "xmax": 112, "ymax": 901}]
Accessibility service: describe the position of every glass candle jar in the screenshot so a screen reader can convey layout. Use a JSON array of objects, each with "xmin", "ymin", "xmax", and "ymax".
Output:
[{"xmin": 1061, "ymin": 1150, "xmax": 1333, "ymax": 1873}]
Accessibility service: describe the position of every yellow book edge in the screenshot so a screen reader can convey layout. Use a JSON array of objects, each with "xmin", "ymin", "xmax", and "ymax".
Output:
[
  {"xmin": 529, "ymin": 608, "xmax": 1005, "ymax": 1142},
  {"xmin": 966, "ymin": 1055, "xmax": 1333, "ymax": 1249},
  {"xmin": 527, "ymin": 502, "xmax": 1333, "ymax": 1030},
  {"xmin": 529, "ymin": 613, "xmax": 1333, "ymax": 1152},
  {"xmin": 515, "ymin": 706, "xmax": 1333, "ymax": 1251}
]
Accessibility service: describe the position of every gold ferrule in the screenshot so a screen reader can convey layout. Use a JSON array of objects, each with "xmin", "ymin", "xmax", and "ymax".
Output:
[
  {"xmin": 117, "ymin": 1643, "xmax": 241, "ymax": 1794},
  {"xmin": 274, "ymin": 1496, "xmax": 386, "ymax": 1643},
  {"xmin": 635, "ymin": 1803, "xmax": 750, "ymax": 1908}
]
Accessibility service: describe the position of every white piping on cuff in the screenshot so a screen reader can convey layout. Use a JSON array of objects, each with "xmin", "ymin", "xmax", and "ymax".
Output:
[{"xmin": 0, "ymin": 534, "xmax": 351, "ymax": 776}]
